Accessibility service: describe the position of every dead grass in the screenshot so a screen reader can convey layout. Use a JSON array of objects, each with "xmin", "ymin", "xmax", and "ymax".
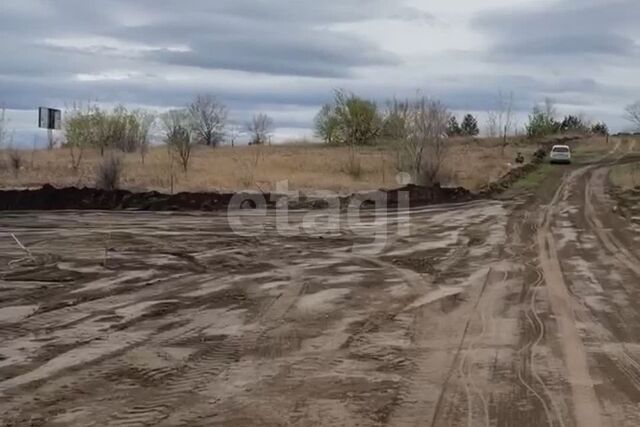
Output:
[
  {"xmin": 0, "ymin": 138, "xmax": 549, "ymax": 194},
  {"xmin": 610, "ymin": 163, "xmax": 640, "ymax": 190}
]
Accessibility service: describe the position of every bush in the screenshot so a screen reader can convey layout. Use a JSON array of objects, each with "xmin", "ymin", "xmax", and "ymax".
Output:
[
  {"xmin": 64, "ymin": 104, "xmax": 153, "ymax": 155},
  {"xmin": 526, "ymin": 107, "xmax": 559, "ymax": 138},
  {"xmin": 7, "ymin": 148, "xmax": 23, "ymax": 178},
  {"xmin": 315, "ymin": 90, "xmax": 382, "ymax": 146},
  {"xmin": 96, "ymin": 154, "xmax": 123, "ymax": 191}
]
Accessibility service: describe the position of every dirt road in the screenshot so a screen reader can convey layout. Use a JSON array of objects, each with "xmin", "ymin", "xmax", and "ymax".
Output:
[{"xmin": 1, "ymin": 148, "xmax": 640, "ymax": 426}]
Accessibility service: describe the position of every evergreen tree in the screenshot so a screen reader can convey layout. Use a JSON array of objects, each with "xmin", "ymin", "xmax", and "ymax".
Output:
[
  {"xmin": 591, "ymin": 122, "xmax": 609, "ymax": 136},
  {"xmin": 460, "ymin": 114, "xmax": 480, "ymax": 136},
  {"xmin": 446, "ymin": 116, "xmax": 462, "ymax": 136}
]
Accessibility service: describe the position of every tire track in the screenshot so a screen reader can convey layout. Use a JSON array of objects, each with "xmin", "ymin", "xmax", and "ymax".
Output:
[
  {"xmin": 103, "ymin": 264, "xmax": 308, "ymax": 427},
  {"xmin": 428, "ymin": 268, "xmax": 493, "ymax": 427},
  {"xmin": 457, "ymin": 270, "xmax": 504, "ymax": 427},
  {"xmin": 537, "ymin": 167, "xmax": 604, "ymax": 427},
  {"xmin": 517, "ymin": 261, "xmax": 567, "ymax": 427},
  {"xmin": 584, "ymin": 167, "xmax": 640, "ymax": 278}
]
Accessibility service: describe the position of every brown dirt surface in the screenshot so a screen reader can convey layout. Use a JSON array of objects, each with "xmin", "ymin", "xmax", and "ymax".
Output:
[{"xmin": 2, "ymin": 139, "xmax": 640, "ymax": 426}]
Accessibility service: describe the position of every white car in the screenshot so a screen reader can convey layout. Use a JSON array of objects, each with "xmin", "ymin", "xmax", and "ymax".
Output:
[{"xmin": 550, "ymin": 145, "xmax": 572, "ymax": 164}]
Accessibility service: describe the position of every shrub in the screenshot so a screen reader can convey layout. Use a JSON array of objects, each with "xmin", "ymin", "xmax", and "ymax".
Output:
[
  {"xmin": 96, "ymin": 154, "xmax": 123, "ymax": 191},
  {"xmin": 315, "ymin": 90, "xmax": 382, "ymax": 146},
  {"xmin": 526, "ymin": 107, "xmax": 559, "ymax": 137},
  {"xmin": 7, "ymin": 148, "xmax": 23, "ymax": 178}
]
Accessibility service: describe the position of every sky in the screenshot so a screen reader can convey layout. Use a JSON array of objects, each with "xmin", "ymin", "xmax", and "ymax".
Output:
[{"xmin": 1, "ymin": 0, "xmax": 639, "ymax": 146}]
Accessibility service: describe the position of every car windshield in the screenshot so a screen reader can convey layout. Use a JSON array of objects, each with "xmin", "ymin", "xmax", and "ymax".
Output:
[{"xmin": 553, "ymin": 147, "xmax": 570, "ymax": 153}]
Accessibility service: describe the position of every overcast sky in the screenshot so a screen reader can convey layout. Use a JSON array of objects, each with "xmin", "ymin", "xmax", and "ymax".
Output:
[{"xmin": 1, "ymin": 0, "xmax": 639, "ymax": 146}]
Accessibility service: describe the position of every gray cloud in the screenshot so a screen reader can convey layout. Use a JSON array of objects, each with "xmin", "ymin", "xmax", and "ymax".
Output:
[
  {"xmin": 0, "ymin": 0, "xmax": 638, "ymax": 145},
  {"xmin": 0, "ymin": 0, "xmax": 424, "ymax": 80},
  {"xmin": 473, "ymin": 0, "xmax": 640, "ymax": 61}
]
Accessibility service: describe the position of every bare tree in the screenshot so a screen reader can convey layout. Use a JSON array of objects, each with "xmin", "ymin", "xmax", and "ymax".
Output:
[
  {"xmin": 486, "ymin": 91, "xmax": 515, "ymax": 141},
  {"xmin": 96, "ymin": 154, "xmax": 123, "ymax": 190},
  {"xmin": 0, "ymin": 106, "xmax": 8, "ymax": 148},
  {"xmin": 228, "ymin": 125, "xmax": 241, "ymax": 147},
  {"xmin": 188, "ymin": 95, "xmax": 227, "ymax": 147},
  {"xmin": 7, "ymin": 146, "xmax": 23, "ymax": 178},
  {"xmin": 163, "ymin": 109, "xmax": 193, "ymax": 172},
  {"xmin": 246, "ymin": 113, "xmax": 275, "ymax": 145},
  {"xmin": 383, "ymin": 98, "xmax": 411, "ymax": 141},
  {"xmin": 396, "ymin": 97, "xmax": 450, "ymax": 185},
  {"xmin": 486, "ymin": 111, "xmax": 499, "ymax": 138},
  {"xmin": 543, "ymin": 97, "xmax": 557, "ymax": 120},
  {"xmin": 132, "ymin": 110, "xmax": 156, "ymax": 164},
  {"xmin": 625, "ymin": 101, "xmax": 640, "ymax": 131}
]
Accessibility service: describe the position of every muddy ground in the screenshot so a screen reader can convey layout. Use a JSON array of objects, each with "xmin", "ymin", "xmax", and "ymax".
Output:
[{"xmin": 1, "ymin": 143, "xmax": 640, "ymax": 426}]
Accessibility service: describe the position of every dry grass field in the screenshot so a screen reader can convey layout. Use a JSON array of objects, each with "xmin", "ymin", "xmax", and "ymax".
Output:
[
  {"xmin": 0, "ymin": 136, "xmax": 613, "ymax": 194},
  {"xmin": 0, "ymin": 139, "xmax": 535, "ymax": 194},
  {"xmin": 610, "ymin": 163, "xmax": 640, "ymax": 189}
]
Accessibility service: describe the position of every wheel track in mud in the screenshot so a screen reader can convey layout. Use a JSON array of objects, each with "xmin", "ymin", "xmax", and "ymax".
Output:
[
  {"xmin": 101, "ymin": 263, "xmax": 308, "ymax": 427},
  {"xmin": 427, "ymin": 268, "xmax": 494, "ymax": 427},
  {"xmin": 584, "ymin": 166, "xmax": 640, "ymax": 279},
  {"xmin": 456, "ymin": 268, "xmax": 505, "ymax": 427},
  {"xmin": 0, "ymin": 273, "xmax": 191, "ymax": 417},
  {"xmin": 517, "ymin": 261, "xmax": 566, "ymax": 427},
  {"xmin": 502, "ymin": 207, "xmax": 561, "ymax": 426},
  {"xmin": 152, "ymin": 246, "xmax": 443, "ymax": 426},
  {"xmin": 578, "ymin": 161, "xmax": 640, "ymax": 399},
  {"xmin": 536, "ymin": 160, "xmax": 609, "ymax": 427}
]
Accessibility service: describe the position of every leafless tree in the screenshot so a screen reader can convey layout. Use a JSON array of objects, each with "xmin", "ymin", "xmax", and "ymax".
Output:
[
  {"xmin": 0, "ymin": 106, "xmax": 8, "ymax": 148},
  {"xmin": 486, "ymin": 111, "xmax": 498, "ymax": 138},
  {"xmin": 96, "ymin": 154, "xmax": 123, "ymax": 190},
  {"xmin": 626, "ymin": 101, "xmax": 640, "ymax": 131},
  {"xmin": 384, "ymin": 98, "xmax": 411, "ymax": 141},
  {"xmin": 246, "ymin": 113, "xmax": 275, "ymax": 145},
  {"xmin": 486, "ymin": 91, "xmax": 515, "ymax": 140},
  {"xmin": 543, "ymin": 97, "xmax": 557, "ymax": 120},
  {"xmin": 163, "ymin": 109, "xmax": 193, "ymax": 173},
  {"xmin": 133, "ymin": 110, "xmax": 156, "ymax": 164},
  {"xmin": 188, "ymin": 94, "xmax": 227, "ymax": 147},
  {"xmin": 228, "ymin": 126, "xmax": 241, "ymax": 147},
  {"xmin": 7, "ymin": 146, "xmax": 23, "ymax": 178},
  {"xmin": 396, "ymin": 97, "xmax": 450, "ymax": 185}
]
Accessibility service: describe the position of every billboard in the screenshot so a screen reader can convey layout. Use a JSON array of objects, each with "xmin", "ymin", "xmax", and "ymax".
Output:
[{"xmin": 39, "ymin": 107, "xmax": 62, "ymax": 130}]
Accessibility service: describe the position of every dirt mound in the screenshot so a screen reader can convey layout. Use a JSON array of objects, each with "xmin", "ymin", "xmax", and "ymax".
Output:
[
  {"xmin": 480, "ymin": 148, "xmax": 547, "ymax": 195},
  {"xmin": 0, "ymin": 184, "xmax": 244, "ymax": 211},
  {"xmin": 0, "ymin": 184, "xmax": 474, "ymax": 211}
]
